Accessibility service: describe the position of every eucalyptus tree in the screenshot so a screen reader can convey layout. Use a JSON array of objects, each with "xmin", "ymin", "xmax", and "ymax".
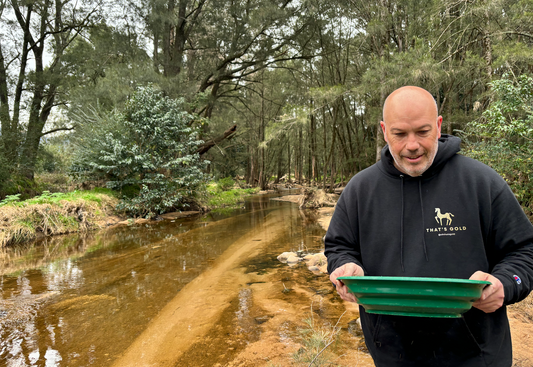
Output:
[{"xmin": 0, "ymin": 0, "xmax": 103, "ymax": 180}]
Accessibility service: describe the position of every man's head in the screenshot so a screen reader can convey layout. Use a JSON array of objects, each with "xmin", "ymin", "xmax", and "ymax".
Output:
[{"xmin": 380, "ymin": 86, "xmax": 443, "ymax": 177}]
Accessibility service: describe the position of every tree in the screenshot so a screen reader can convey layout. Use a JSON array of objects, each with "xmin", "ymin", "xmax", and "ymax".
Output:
[
  {"xmin": 0, "ymin": 0, "xmax": 102, "ymax": 180},
  {"xmin": 463, "ymin": 73, "xmax": 533, "ymax": 218},
  {"xmin": 71, "ymin": 87, "xmax": 207, "ymax": 216}
]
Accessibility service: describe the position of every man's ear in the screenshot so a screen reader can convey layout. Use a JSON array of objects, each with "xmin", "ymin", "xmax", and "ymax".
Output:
[
  {"xmin": 437, "ymin": 116, "xmax": 443, "ymax": 138},
  {"xmin": 380, "ymin": 121, "xmax": 388, "ymax": 143}
]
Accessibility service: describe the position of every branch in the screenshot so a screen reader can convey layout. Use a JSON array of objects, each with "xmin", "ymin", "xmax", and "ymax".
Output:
[
  {"xmin": 41, "ymin": 125, "xmax": 76, "ymax": 137},
  {"xmin": 439, "ymin": 31, "xmax": 533, "ymax": 64},
  {"xmin": 196, "ymin": 125, "xmax": 238, "ymax": 155}
]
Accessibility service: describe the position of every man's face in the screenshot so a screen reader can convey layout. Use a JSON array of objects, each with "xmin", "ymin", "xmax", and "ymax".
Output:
[{"xmin": 380, "ymin": 102, "xmax": 442, "ymax": 177}]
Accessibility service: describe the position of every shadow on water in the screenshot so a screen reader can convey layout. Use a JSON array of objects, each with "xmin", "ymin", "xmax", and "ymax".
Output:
[{"xmin": 0, "ymin": 190, "xmax": 330, "ymax": 367}]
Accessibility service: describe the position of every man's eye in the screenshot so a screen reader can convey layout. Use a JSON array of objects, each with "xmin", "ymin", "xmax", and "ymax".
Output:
[
  {"xmin": 418, "ymin": 130, "xmax": 430, "ymax": 135},
  {"xmin": 394, "ymin": 133, "xmax": 406, "ymax": 137}
]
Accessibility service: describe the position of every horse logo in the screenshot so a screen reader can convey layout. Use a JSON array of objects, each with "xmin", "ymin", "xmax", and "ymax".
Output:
[{"xmin": 435, "ymin": 208, "xmax": 454, "ymax": 226}]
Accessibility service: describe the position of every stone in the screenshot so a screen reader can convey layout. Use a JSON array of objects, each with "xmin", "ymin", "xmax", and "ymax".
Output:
[
  {"xmin": 277, "ymin": 252, "xmax": 297, "ymax": 263},
  {"xmin": 286, "ymin": 255, "xmax": 300, "ymax": 264}
]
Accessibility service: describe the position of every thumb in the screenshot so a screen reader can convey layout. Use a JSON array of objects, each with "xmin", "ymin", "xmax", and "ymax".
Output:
[{"xmin": 469, "ymin": 271, "xmax": 490, "ymax": 282}]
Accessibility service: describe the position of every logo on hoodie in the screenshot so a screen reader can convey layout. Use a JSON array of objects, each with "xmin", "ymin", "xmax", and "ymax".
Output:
[
  {"xmin": 435, "ymin": 208, "xmax": 454, "ymax": 225},
  {"xmin": 427, "ymin": 208, "xmax": 467, "ymax": 236}
]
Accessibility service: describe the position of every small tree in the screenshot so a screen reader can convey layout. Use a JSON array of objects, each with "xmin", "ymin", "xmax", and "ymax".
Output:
[
  {"xmin": 463, "ymin": 73, "xmax": 533, "ymax": 218},
  {"xmin": 71, "ymin": 87, "xmax": 207, "ymax": 217}
]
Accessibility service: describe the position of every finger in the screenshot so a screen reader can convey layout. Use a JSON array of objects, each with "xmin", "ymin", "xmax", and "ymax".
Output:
[
  {"xmin": 338, "ymin": 286, "xmax": 357, "ymax": 303},
  {"xmin": 469, "ymin": 270, "xmax": 490, "ymax": 282}
]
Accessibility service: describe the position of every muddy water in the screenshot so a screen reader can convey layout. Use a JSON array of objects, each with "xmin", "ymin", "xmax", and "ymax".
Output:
[{"xmin": 0, "ymin": 192, "xmax": 328, "ymax": 367}]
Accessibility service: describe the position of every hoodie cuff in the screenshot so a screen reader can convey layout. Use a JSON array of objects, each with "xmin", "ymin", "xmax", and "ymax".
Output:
[{"xmin": 493, "ymin": 272, "xmax": 517, "ymax": 305}]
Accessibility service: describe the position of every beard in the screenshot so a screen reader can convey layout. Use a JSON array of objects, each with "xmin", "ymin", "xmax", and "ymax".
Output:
[{"xmin": 390, "ymin": 139, "xmax": 439, "ymax": 177}]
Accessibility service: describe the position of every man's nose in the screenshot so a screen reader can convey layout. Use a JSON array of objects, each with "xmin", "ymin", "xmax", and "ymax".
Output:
[{"xmin": 405, "ymin": 134, "xmax": 420, "ymax": 151}]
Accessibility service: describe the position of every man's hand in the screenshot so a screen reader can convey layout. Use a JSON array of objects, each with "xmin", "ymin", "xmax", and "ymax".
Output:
[
  {"xmin": 469, "ymin": 271, "xmax": 505, "ymax": 313},
  {"xmin": 329, "ymin": 262, "xmax": 364, "ymax": 303}
]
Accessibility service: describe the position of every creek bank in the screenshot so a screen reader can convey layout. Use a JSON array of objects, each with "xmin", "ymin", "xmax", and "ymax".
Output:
[{"xmin": 0, "ymin": 185, "xmax": 260, "ymax": 248}]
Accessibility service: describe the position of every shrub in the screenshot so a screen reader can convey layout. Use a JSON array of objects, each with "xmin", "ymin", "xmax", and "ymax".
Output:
[
  {"xmin": 71, "ymin": 87, "xmax": 208, "ymax": 217},
  {"xmin": 462, "ymin": 73, "xmax": 533, "ymax": 219}
]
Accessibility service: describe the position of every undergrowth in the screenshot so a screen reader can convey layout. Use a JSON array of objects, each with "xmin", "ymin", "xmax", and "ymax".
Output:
[
  {"xmin": 0, "ymin": 188, "xmax": 119, "ymax": 248},
  {"xmin": 204, "ymin": 182, "xmax": 259, "ymax": 209},
  {"xmin": 293, "ymin": 307, "xmax": 345, "ymax": 366}
]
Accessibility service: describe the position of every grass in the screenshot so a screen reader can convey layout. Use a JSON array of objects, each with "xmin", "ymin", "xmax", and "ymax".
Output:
[
  {"xmin": 1, "ymin": 187, "xmax": 117, "ymax": 207},
  {"xmin": 204, "ymin": 182, "xmax": 259, "ymax": 209},
  {"xmin": 0, "ymin": 188, "xmax": 119, "ymax": 248},
  {"xmin": 293, "ymin": 306, "xmax": 345, "ymax": 367}
]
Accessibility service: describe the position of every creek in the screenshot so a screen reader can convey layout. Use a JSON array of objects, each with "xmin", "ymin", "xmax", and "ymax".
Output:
[{"xmin": 0, "ymin": 191, "xmax": 329, "ymax": 367}]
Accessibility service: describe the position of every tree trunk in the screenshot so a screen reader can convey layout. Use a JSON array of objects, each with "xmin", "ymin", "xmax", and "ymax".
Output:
[{"xmin": 375, "ymin": 89, "xmax": 386, "ymax": 162}]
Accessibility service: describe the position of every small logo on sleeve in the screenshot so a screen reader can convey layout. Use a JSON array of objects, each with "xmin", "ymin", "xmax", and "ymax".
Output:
[{"xmin": 513, "ymin": 275, "xmax": 522, "ymax": 285}]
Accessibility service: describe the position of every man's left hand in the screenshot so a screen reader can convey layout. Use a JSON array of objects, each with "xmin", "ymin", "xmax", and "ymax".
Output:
[{"xmin": 469, "ymin": 271, "xmax": 505, "ymax": 313}]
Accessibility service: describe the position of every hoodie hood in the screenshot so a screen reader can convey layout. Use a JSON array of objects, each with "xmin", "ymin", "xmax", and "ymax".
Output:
[{"xmin": 379, "ymin": 134, "xmax": 462, "ymax": 178}]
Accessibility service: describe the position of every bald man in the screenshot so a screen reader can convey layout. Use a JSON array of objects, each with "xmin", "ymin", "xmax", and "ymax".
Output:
[{"xmin": 325, "ymin": 86, "xmax": 533, "ymax": 366}]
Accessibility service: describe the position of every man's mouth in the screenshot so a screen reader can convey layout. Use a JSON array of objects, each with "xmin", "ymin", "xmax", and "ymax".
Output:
[{"xmin": 404, "ymin": 155, "xmax": 423, "ymax": 162}]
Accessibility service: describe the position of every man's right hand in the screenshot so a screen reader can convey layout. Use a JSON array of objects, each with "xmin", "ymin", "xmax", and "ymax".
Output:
[{"xmin": 329, "ymin": 262, "xmax": 364, "ymax": 303}]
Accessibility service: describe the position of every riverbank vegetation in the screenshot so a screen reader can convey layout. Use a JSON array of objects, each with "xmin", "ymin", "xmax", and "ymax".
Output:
[
  {"xmin": 204, "ymin": 178, "xmax": 260, "ymax": 209},
  {"xmin": 0, "ymin": 188, "xmax": 119, "ymax": 248},
  {"xmin": 0, "ymin": 178, "xmax": 259, "ymax": 248}
]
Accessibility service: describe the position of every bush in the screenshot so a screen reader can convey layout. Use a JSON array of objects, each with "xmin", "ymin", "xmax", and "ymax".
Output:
[
  {"xmin": 462, "ymin": 73, "xmax": 533, "ymax": 219},
  {"xmin": 71, "ymin": 87, "xmax": 208, "ymax": 217}
]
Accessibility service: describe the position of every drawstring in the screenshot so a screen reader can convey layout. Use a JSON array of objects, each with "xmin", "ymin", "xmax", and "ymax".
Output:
[
  {"xmin": 419, "ymin": 180, "xmax": 429, "ymax": 262},
  {"xmin": 400, "ymin": 175, "xmax": 405, "ymax": 272},
  {"xmin": 399, "ymin": 176, "xmax": 429, "ymax": 272}
]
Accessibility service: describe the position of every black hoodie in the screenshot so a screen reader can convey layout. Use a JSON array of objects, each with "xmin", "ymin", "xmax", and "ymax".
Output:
[{"xmin": 325, "ymin": 135, "xmax": 533, "ymax": 367}]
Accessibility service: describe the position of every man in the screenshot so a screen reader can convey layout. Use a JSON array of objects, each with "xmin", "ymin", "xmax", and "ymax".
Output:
[{"xmin": 325, "ymin": 86, "xmax": 533, "ymax": 366}]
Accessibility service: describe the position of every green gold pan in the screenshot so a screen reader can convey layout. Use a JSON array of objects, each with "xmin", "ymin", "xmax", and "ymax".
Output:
[{"xmin": 337, "ymin": 276, "xmax": 491, "ymax": 318}]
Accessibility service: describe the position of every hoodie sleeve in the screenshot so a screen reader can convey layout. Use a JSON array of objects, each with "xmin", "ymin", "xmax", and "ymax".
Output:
[
  {"xmin": 489, "ymin": 181, "xmax": 533, "ymax": 305},
  {"xmin": 324, "ymin": 193, "xmax": 365, "ymax": 274}
]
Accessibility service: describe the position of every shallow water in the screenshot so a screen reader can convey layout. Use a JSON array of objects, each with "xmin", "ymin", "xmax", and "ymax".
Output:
[{"xmin": 0, "ymin": 191, "xmax": 327, "ymax": 367}]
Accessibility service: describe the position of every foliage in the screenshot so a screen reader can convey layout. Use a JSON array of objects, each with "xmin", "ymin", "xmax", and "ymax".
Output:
[
  {"xmin": 0, "ymin": 154, "xmax": 13, "ymax": 195},
  {"xmin": 3, "ymin": 0, "xmax": 533, "ymax": 194},
  {"xmin": 0, "ymin": 0, "xmax": 103, "ymax": 180},
  {"xmin": 204, "ymin": 182, "xmax": 259, "ymax": 209},
  {"xmin": 71, "ymin": 87, "xmax": 207, "ymax": 217},
  {"xmin": 0, "ymin": 189, "xmax": 119, "ymax": 248},
  {"xmin": 0, "ymin": 188, "xmax": 117, "ymax": 208},
  {"xmin": 35, "ymin": 135, "xmax": 76, "ymax": 175},
  {"xmin": 293, "ymin": 308, "xmax": 343, "ymax": 366},
  {"xmin": 216, "ymin": 177, "xmax": 235, "ymax": 191},
  {"xmin": 462, "ymin": 73, "xmax": 533, "ymax": 218}
]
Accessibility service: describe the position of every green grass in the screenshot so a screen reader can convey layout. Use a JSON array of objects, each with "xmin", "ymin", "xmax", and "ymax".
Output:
[
  {"xmin": 293, "ymin": 309, "xmax": 344, "ymax": 366},
  {"xmin": 0, "ymin": 188, "xmax": 120, "ymax": 248},
  {"xmin": 0, "ymin": 187, "xmax": 117, "ymax": 207},
  {"xmin": 205, "ymin": 184, "xmax": 259, "ymax": 208}
]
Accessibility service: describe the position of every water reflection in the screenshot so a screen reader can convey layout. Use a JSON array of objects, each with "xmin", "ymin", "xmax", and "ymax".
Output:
[{"xmin": 0, "ymin": 191, "xmax": 325, "ymax": 366}]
